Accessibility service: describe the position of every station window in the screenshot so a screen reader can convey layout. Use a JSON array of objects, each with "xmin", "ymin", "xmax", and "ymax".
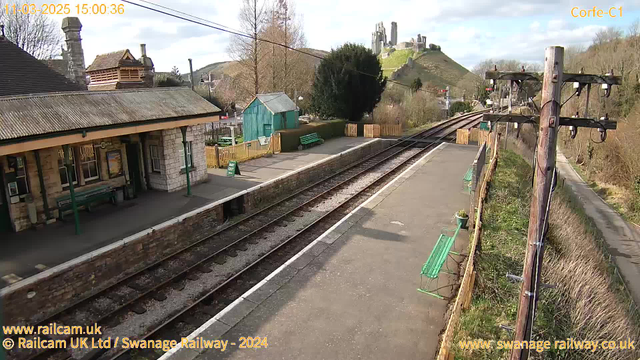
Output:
[
  {"xmin": 149, "ymin": 145, "xmax": 161, "ymax": 172},
  {"xmin": 16, "ymin": 156, "xmax": 29, "ymax": 195},
  {"xmin": 80, "ymin": 145, "xmax": 99, "ymax": 181},
  {"xmin": 58, "ymin": 148, "xmax": 78, "ymax": 187},
  {"xmin": 179, "ymin": 142, "xmax": 193, "ymax": 169}
]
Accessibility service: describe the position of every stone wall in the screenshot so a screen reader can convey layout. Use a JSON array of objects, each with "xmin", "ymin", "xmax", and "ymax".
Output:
[
  {"xmin": 0, "ymin": 139, "xmax": 393, "ymax": 326},
  {"xmin": 162, "ymin": 125, "xmax": 207, "ymax": 192}
]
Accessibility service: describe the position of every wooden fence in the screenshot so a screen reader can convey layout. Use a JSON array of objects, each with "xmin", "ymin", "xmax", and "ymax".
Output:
[
  {"xmin": 364, "ymin": 124, "xmax": 381, "ymax": 138},
  {"xmin": 380, "ymin": 124, "xmax": 402, "ymax": 136},
  {"xmin": 456, "ymin": 129, "xmax": 491, "ymax": 146},
  {"xmin": 437, "ymin": 134, "xmax": 499, "ymax": 360},
  {"xmin": 345, "ymin": 123, "xmax": 358, "ymax": 137},
  {"xmin": 206, "ymin": 133, "xmax": 281, "ymax": 168}
]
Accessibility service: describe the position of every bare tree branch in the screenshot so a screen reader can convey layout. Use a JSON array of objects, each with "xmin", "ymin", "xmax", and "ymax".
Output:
[{"xmin": 1, "ymin": 0, "xmax": 62, "ymax": 59}]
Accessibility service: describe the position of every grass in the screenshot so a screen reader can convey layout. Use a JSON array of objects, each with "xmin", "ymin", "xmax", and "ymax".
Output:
[
  {"xmin": 568, "ymin": 159, "xmax": 640, "ymax": 226},
  {"xmin": 452, "ymin": 150, "xmax": 640, "ymax": 360},
  {"xmin": 379, "ymin": 49, "xmax": 415, "ymax": 70}
]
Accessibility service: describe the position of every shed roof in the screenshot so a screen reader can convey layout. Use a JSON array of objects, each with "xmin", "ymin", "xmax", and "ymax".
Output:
[
  {"xmin": 254, "ymin": 92, "xmax": 297, "ymax": 114},
  {"xmin": 86, "ymin": 49, "xmax": 143, "ymax": 72},
  {"xmin": 0, "ymin": 87, "xmax": 220, "ymax": 142},
  {"xmin": 0, "ymin": 35, "xmax": 84, "ymax": 96}
]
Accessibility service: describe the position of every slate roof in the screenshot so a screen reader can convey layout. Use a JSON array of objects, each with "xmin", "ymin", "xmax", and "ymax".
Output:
[
  {"xmin": 255, "ymin": 92, "xmax": 297, "ymax": 114},
  {"xmin": 0, "ymin": 87, "xmax": 221, "ymax": 142},
  {"xmin": 86, "ymin": 50, "xmax": 143, "ymax": 72},
  {"xmin": 0, "ymin": 35, "xmax": 84, "ymax": 97},
  {"xmin": 41, "ymin": 59, "xmax": 69, "ymax": 77}
]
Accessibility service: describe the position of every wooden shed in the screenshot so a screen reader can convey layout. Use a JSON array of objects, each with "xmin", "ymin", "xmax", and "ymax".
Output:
[{"xmin": 243, "ymin": 92, "xmax": 299, "ymax": 142}]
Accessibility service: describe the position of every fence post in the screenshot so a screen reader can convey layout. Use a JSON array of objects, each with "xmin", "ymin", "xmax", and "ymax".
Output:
[{"xmin": 214, "ymin": 144, "xmax": 220, "ymax": 168}]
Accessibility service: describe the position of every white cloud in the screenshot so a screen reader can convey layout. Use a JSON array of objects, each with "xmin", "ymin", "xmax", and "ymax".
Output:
[{"xmin": 30, "ymin": 0, "xmax": 640, "ymax": 73}]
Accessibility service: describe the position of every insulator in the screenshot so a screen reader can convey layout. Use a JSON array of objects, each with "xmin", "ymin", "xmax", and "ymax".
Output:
[
  {"xmin": 598, "ymin": 127, "xmax": 607, "ymax": 142},
  {"xmin": 570, "ymin": 126, "xmax": 577, "ymax": 139}
]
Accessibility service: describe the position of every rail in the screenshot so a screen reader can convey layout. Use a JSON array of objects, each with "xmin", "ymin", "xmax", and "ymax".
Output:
[{"xmin": 7, "ymin": 111, "xmax": 485, "ymax": 360}]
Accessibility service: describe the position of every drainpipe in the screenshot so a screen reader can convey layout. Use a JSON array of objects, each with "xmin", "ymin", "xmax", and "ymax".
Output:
[
  {"xmin": 63, "ymin": 145, "xmax": 80, "ymax": 234},
  {"xmin": 34, "ymin": 150, "xmax": 51, "ymax": 221},
  {"xmin": 180, "ymin": 127, "xmax": 191, "ymax": 196},
  {"xmin": 140, "ymin": 133, "xmax": 152, "ymax": 190}
]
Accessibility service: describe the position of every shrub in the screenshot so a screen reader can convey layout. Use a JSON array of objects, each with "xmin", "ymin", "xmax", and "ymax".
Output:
[
  {"xmin": 405, "ymin": 92, "xmax": 442, "ymax": 127},
  {"xmin": 449, "ymin": 101, "xmax": 473, "ymax": 116},
  {"xmin": 278, "ymin": 120, "xmax": 345, "ymax": 152}
]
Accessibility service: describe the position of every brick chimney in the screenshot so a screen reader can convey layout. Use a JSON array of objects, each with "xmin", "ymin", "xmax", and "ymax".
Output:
[
  {"xmin": 61, "ymin": 17, "xmax": 87, "ymax": 88},
  {"xmin": 139, "ymin": 43, "xmax": 155, "ymax": 87}
]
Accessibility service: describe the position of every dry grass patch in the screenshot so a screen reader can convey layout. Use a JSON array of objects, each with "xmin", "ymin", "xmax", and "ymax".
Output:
[{"xmin": 452, "ymin": 150, "xmax": 639, "ymax": 360}]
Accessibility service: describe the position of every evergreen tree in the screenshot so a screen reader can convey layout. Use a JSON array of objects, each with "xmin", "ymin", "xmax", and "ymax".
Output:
[
  {"xmin": 310, "ymin": 43, "xmax": 386, "ymax": 121},
  {"xmin": 410, "ymin": 77, "xmax": 423, "ymax": 93}
]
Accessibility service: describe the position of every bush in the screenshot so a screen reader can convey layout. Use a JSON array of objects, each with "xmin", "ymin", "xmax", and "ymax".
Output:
[
  {"xmin": 405, "ymin": 92, "xmax": 442, "ymax": 127},
  {"xmin": 449, "ymin": 101, "xmax": 473, "ymax": 116},
  {"xmin": 278, "ymin": 120, "xmax": 345, "ymax": 152}
]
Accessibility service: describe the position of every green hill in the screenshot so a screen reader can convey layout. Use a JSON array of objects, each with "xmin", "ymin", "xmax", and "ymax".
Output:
[
  {"xmin": 380, "ymin": 49, "xmax": 481, "ymax": 97},
  {"xmin": 185, "ymin": 48, "xmax": 329, "ymax": 82}
]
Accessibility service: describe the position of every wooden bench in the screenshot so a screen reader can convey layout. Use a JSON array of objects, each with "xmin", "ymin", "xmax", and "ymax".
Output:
[
  {"xmin": 417, "ymin": 223, "xmax": 464, "ymax": 299},
  {"xmin": 55, "ymin": 185, "xmax": 116, "ymax": 221},
  {"xmin": 298, "ymin": 132, "xmax": 324, "ymax": 150}
]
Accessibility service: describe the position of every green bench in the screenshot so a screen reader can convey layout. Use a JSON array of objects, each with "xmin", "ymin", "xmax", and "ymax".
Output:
[
  {"xmin": 417, "ymin": 223, "xmax": 464, "ymax": 299},
  {"xmin": 55, "ymin": 185, "xmax": 116, "ymax": 220},
  {"xmin": 298, "ymin": 132, "xmax": 324, "ymax": 150}
]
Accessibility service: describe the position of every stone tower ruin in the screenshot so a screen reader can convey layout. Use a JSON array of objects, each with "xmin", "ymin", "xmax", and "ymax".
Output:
[{"xmin": 390, "ymin": 22, "xmax": 398, "ymax": 46}]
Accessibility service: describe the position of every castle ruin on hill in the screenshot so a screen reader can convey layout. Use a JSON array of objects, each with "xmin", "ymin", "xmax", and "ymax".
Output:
[{"xmin": 371, "ymin": 21, "xmax": 432, "ymax": 56}]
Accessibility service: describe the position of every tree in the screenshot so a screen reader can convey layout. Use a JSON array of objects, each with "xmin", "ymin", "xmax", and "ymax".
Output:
[
  {"xmin": 410, "ymin": 77, "xmax": 423, "ymax": 93},
  {"xmin": 170, "ymin": 66, "xmax": 180, "ymax": 78},
  {"xmin": 228, "ymin": 0, "xmax": 267, "ymax": 98},
  {"xmin": 310, "ymin": 43, "xmax": 387, "ymax": 121},
  {"xmin": 260, "ymin": 0, "xmax": 308, "ymax": 98},
  {"xmin": 0, "ymin": 0, "xmax": 62, "ymax": 59}
]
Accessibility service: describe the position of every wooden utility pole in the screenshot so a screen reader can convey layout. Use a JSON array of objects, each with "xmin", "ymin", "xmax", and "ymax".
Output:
[{"xmin": 511, "ymin": 46, "xmax": 564, "ymax": 360}]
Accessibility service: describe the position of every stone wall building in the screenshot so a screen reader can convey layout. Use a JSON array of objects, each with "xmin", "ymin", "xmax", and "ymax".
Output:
[
  {"xmin": 0, "ymin": 88, "xmax": 219, "ymax": 233},
  {"xmin": 0, "ymin": 17, "xmax": 219, "ymax": 234}
]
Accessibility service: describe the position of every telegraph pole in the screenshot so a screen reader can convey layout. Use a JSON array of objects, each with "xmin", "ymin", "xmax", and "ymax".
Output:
[{"xmin": 511, "ymin": 46, "xmax": 563, "ymax": 360}]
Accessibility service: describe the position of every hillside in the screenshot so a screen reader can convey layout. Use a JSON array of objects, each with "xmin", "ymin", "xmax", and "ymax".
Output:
[
  {"xmin": 185, "ymin": 47, "xmax": 329, "ymax": 82},
  {"xmin": 380, "ymin": 49, "xmax": 480, "ymax": 96}
]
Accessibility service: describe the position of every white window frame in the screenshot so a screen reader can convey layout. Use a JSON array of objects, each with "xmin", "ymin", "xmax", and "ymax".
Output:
[
  {"xmin": 150, "ymin": 145, "xmax": 161, "ymax": 172},
  {"xmin": 58, "ymin": 148, "xmax": 78, "ymax": 187},
  {"xmin": 179, "ymin": 141, "xmax": 193, "ymax": 169},
  {"xmin": 79, "ymin": 145, "xmax": 99, "ymax": 181}
]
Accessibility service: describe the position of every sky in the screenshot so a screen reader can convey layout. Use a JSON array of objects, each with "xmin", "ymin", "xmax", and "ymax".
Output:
[{"xmin": 30, "ymin": 0, "xmax": 640, "ymax": 73}]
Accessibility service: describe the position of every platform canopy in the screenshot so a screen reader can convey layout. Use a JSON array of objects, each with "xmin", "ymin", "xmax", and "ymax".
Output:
[{"xmin": 0, "ymin": 87, "xmax": 221, "ymax": 155}]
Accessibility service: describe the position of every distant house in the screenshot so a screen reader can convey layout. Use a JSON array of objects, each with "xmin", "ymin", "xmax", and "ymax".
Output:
[
  {"xmin": 86, "ymin": 46, "xmax": 155, "ymax": 91},
  {"xmin": 243, "ymin": 93, "xmax": 299, "ymax": 142}
]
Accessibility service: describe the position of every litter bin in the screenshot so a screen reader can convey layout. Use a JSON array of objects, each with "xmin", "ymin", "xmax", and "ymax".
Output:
[
  {"xmin": 25, "ymin": 194, "xmax": 37, "ymax": 225},
  {"xmin": 115, "ymin": 188, "xmax": 124, "ymax": 204}
]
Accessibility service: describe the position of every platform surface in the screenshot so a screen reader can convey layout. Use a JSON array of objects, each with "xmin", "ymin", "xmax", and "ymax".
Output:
[
  {"xmin": 181, "ymin": 143, "xmax": 479, "ymax": 360},
  {"xmin": 0, "ymin": 137, "xmax": 372, "ymax": 287}
]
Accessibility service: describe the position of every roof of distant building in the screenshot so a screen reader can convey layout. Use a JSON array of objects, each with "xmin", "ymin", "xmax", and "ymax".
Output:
[
  {"xmin": 0, "ymin": 35, "xmax": 84, "ymax": 97},
  {"xmin": 254, "ymin": 92, "xmax": 297, "ymax": 114},
  {"xmin": 0, "ymin": 87, "xmax": 221, "ymax": 142},
  {"xmin": 86, "ymin": 49, "xmax": 143, "ymax": 72}
]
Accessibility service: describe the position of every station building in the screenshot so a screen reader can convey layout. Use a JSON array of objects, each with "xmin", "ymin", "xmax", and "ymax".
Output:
[{"xmin": 0, "ymin": 24, "xmax": 220, "ymax": 233}]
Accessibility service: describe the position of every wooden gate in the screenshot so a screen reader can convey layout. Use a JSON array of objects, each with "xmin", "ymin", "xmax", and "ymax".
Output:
[
  {"xmin": 364, "ymin": 124, "xmax": 381, "ymax": 138},
  {"xmin": 345, "ymin": 123, "xmax": 357, "ymax": 137}
]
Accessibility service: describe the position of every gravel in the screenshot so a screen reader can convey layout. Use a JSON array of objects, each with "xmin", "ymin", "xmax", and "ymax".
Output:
[{"xmin": 63, "ymin": 145, "xmax": 423, "ymax": 360}]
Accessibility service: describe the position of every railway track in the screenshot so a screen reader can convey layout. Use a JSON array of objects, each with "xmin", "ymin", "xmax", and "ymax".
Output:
[{"xmin": 6, "ymin": 111, "xmax": 485, "ymax": 360}]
